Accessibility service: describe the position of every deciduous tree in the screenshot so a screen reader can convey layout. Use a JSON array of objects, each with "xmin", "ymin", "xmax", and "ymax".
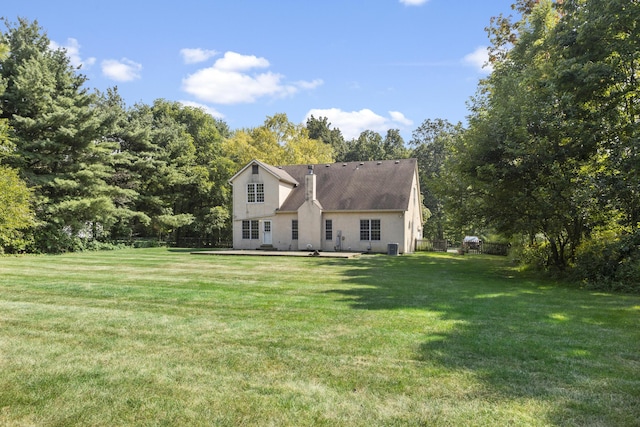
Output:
[
  {"xmin": 0, "ymin": 166, "xmax": 35, "ymax": 252},
  {"xmin": 410, "ymin": 119, "xmax": 463, "ymax": 240}
]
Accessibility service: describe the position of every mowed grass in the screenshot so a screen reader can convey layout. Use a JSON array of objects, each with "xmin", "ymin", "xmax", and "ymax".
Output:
[{"xmin": 0, "ymin": 249, "xmax": 638, "ymax": 426}]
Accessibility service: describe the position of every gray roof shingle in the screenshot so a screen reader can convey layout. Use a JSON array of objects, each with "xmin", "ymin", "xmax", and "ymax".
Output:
[{"xmin": 277, "ymin": 158, "xmax": 417, "ymax": 212}]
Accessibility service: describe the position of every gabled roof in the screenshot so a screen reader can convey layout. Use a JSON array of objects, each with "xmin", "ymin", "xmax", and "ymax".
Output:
[
  {"xmin": 278, "ymin": 158, "xmax": 418, "ymax": 212},
  {"xmin": 228, "ymin": 159, "xmax": 298, "ymax": 186}
]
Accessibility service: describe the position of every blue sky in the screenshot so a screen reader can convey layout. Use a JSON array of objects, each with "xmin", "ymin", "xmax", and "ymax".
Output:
[{"xmin": 4, "ymin": 0, "xmax": 514, "ymax": 140}]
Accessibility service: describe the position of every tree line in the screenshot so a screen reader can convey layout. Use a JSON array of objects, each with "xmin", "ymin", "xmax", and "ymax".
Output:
[
  {"xmin": 1, "ymin": 0, "xmax": 638, "ymax": 292},
  {"xmin": 436, "ymin": 0, "xmax": 639, "ymax": 291}
]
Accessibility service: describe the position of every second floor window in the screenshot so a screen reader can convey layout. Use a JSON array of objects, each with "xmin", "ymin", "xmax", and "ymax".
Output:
[{"xmin": 247, "ymin": 183, "xmax": 264, "ymax": 203}]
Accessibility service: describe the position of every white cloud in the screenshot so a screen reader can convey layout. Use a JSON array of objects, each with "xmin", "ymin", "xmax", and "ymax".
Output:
[
  {"xmin": 295, "ymin": 79, "xmax": 324, "ymax": 90},
  {"xmin": 399, "ymin": 0, "xmax": 429, "ymax": 5},
  {"xmin": 178, "ymin": 100, "xmax": 225, "ymax": 118},
  {"xmin": 183, "ymin": 68, "xmax": 284, "ymax": 104},
  {"xmin": 50, "ymin": 38, "xmax": 96, "ymax": 69},
  {"xmin": 304, "ymin": 108, "xmax": 413, "ymax": 140},
  {"xmin": 389, "ymin": 111, "xmax": 413, "ymax": 126},
  {"xmin": 182, "ymin": 51, "xmax": 322, "ymax": 104},
  {"xmin": 102, "ymin": 58, "xmax": 142, "ymax": 82},
  {"xmin": 180, "ymin": 48, "xmax": 218, "ymax": 64},
  {"xmin": 463, "ymin": 46, "xmax": 493, "ymax": 74},
  {"xmin": 214, "ymin": 51, "xmax": 269, "ymax": 72}
]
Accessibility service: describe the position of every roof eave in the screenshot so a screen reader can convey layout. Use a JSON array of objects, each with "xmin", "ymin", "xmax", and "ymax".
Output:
[{"xmin": 228, "ymin": 159, "xmax": 299, "ymax": 186}]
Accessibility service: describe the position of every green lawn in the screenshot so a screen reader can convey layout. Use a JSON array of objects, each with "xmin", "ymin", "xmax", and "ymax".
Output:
[{"xmin": 0, "ymin": 248, "xmax": 638, "ymax": 426}]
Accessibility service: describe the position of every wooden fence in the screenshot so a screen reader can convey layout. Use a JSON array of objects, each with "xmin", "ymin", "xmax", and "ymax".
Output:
[
  {"xmin": 415, "ymin": 239, "xmax": 448, "ymax": 252},
  {"xmin": 416, "ymin": 239, "xmax": 510, "ymax": 256}
]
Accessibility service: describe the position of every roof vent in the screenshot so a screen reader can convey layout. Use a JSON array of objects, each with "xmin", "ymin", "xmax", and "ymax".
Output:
[
  {"xmin": 342, "ymin": 164, "xmax": 347, "ymax": 167},
  {"xmin": 325, "ymin": 164, "xmax": 330, "ymax": 167},
  {"xmin": 395, "ymin": 160, "xmax": 400, "ymax": 164},
  {"xmin": 359, "ymin": 162, "xmax": 364, "ymax": 166},
  {"xmin": 377, "ymin": 161, "xmax": 382, "ymax": 165}
]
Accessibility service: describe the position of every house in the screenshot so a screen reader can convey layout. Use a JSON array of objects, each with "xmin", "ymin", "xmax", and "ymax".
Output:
[{"xmin": 228, "ymin": 158, "xmax": 423, "ymax": 254}]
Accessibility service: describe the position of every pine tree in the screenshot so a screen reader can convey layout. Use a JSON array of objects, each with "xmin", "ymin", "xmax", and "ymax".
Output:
[{"xmin": 1, "ymin": 18, "xmax": 118, "ymax": 252}]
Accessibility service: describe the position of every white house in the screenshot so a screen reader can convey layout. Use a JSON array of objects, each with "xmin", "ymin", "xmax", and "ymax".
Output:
[{"xmin": 229, "ymin": 158, "xmax": 424, "ymax": 254}]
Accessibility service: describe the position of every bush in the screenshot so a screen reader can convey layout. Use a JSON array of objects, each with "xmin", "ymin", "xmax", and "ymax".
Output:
[
  {"xmin": 511, "ymin": 239, "xmax": 551, "ymax": 270},
  {"xmin": 572, "ymin": 229, "xmax": 640, "ymax": 293},
  {"xmin": 132, "ymin": 239, "xmax": 166, "ymax": 248},
  {"xmin": 81, "ymin": 240, "xmax": 128, "ymax": 252}
]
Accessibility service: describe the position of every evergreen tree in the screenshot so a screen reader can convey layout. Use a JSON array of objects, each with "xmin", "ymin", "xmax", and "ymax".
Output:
[{"xmin": 0, "ymin": 18, "xmax": 113, "ymax": 252}]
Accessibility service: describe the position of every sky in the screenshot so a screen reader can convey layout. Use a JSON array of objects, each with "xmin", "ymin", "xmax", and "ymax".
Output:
[{"xmin": 3, "ymin": 0, "xmax": 515, "ymax": 141}]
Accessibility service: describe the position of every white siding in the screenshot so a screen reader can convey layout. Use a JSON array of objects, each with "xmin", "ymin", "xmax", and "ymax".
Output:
[
  {"xmin": 321, "ymin": 212, "xmax": 405, "ymax": 253},
  {"xmin": 231, "ymin": 164, "xmax": 293, "ymax": 249}
]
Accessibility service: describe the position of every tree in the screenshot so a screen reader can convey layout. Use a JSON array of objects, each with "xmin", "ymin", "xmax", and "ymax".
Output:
[
  {"xmin": 0, "ymin": 18, "xmax": 113, "ymax": 252},
  {"xmin": 460, "ymin": 0, "xmax": 593, "ymax": 269},
  {"xmin": 409, "ymin": 119, "xmax": 463, "ymax": 240},
  {"xmin": 223, "ymin": 113, "xmax": 333, "ymax": 167},
  {"xmin": 0, "ymin": 166, "xmax": 35, "ymax": 252},
  {"xmin": 554, "ymin": 0, "xmax": 640, "ymax": 229},
  {"xmin": 0, "ymin": 40, "xmax": 35, "ymax": 253},
  {"xmin": 203, "ymin": 206, "xmax": 230, "ymax": 245},
  {"xmin": 148, "ymin": 100, "xmax": 234, "ymax": 244},
  {"xmin": 91, "ymin": 88, "xmax": 151, "ymax": 241},
  {"xmin": 343, "ymin": 130, "xmax": 385, "ymax": 162},
  {"xmin": 0, "ymin": 41, "xmax": 10, "ymax": 157},
  {"xmin": 342, "ymin": 129, "xmax": 409, "ymax": 162},
  {"xmin": 305, "ymin": 115, "xmax": 346, "ymax": 161},
  {"xmin": 458, "ymin": 0, "xmax": 640, "ymax": 272},
  {"xmin": 100, "ymin": 98, "xmax": 236, "ymax": 245},
  {"xmin": 111, "ymin": 100, "xmax": 198, "ymax": 242},
  {"xmin": 383, "ymin": 129, "xmax": 409, "ymax": 160}
]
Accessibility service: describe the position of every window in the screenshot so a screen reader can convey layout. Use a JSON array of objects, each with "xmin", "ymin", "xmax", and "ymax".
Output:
[
  {"xmin": 251, "ymin": 220, "xmax": 259, "ymax": 239},
  {"xmin": 256, "ymin": 183, "xmax": 264, "ymax": 202},
  {"xmin": 252, "ymin": 164, "xmax": 259, "ymax": 174},
  {"xmin": 360, "ymin": 219, "xmax": 381, "ymax": 241},
  {"xmin": 247, "ymin": 184, "xmax": 255, "ymax": 203},
  {"xmin": 292, "ymin": 220, "xmax": 298, "ymax": 240},
  {"xmin": 325, "ymin": 219, "xmax": 332, "ymax": 240},
  {"xmin": 247, "ymin": 183, "xmax": 264, "ymax": 203},
  {"xmin": 242, "ymin": 221, "xmax": 250, "ymax": 239},
  {"xmin": 242, "ymin": 220, "xmax": 259, "ymax": 239},
  {"xmin": 371, "ymin": 219, "xmax": 381, "ymax": 240}
]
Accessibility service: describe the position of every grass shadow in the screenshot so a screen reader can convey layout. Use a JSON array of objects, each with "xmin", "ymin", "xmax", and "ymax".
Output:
[{"xmin": 321, "ymin": 253, "xmax": 640, "ymax": 426}]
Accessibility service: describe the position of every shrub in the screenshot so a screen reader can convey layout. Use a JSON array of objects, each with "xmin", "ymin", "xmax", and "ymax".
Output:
[
  {"xmin": 132, "ymin": 239, "xmax": 166, "ymax": 248},
  {"xmin": 572, "ymin": 229, "xmax": 640, "ymax": 293},
  {"xmin": 511, "ymin": 239, "xmax": 551, "ymax": 271}
]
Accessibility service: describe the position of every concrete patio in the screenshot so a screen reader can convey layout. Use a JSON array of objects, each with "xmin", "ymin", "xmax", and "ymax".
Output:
[{"xmin": 190, "ymin": 250, "xmax": 363, "ymax": 259}]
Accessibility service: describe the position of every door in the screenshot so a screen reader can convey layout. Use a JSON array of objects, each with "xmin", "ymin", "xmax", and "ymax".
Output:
[{"xmin": 263, "ymin": 220, "xmax": 272, "ymax": 245}]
